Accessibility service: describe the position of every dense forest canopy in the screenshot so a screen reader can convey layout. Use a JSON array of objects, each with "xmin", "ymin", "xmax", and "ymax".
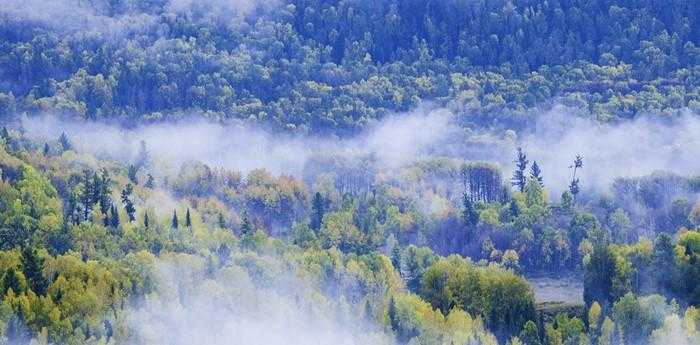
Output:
[
  {"xmin": 0, "ymin": 0, "xmax": 699, "ymax": 133},
  {"xmin": 0, "ymin": 0, "xmax": 698, "ymax": 344}
]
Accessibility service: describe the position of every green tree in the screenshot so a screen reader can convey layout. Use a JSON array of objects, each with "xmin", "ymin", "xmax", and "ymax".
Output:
[
  {"xmin": 59, "ymin": 132, "xmax": 71, "ymax": 151},
  {"xmin": 21, "ymin": 246, "xmax": 48, "ymax": 295},
  {"xmin": 121, "ymin": 184, "xmax": 136, "ymax": 222},
  {"xmin": 512, "ymin": 147, "xmax": 529, "ymax": 192},
  {"xmin": 530, "ymin": 161, "xmax": 543, "ymax": 187},
  {"xmin": 519, "ymin": 320, "xmax": 541, "ymax": 345},
  {"xmin": 463, "ymin": 192, "xmax": 479, "ymax": 228},
  {"xmin": 311, "ymin": 192, "xmax": 325, "ymax": 231},
  {"xmin": 171, "ymin": 210, "xmax": 179, "ymax": 229},
  {"xmin": 584, "ymin": 242, "xmax": 616, "ymax": 307}
]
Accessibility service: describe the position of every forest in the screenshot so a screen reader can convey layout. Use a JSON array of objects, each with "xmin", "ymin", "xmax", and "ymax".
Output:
[{"xmin": 0, "ymin": 0, "xmax": 699, "ymax": 344}]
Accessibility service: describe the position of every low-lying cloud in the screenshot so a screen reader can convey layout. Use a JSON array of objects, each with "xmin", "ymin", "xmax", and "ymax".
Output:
[
  {"xmin": 20, "ymin": 105, "xmax": 700, "ymax": 197},
  {"xmin": 126, "ymin": 253, "xmax": 392, "ymax": 345}
]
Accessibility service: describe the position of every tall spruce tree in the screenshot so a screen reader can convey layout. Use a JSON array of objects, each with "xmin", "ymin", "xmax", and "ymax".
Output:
[
  {"xmin": 462, "ymin": 192, "xmax": 479, "ymax": 227},
  {"xmin": 121, "ymin": 184, "xmax": 136, "ymax": 222},
  {"xmin": 511, "ymin": 147, "xmax": 529, "ymax": 192},
  {"xmin": 171, "ymin": 210, "xmax": 179, "ymax": 228},
  {"xmin": 530, "ymin": 161, "xmax": 543, "ymax": 187},
  {"xmin": 80, "ymin": 170, "xmax": 94, "ymax": 222},
  {"xmin": 185, "ymin": 208, "xmax": 192, "ymax": 227},
  {"xmin": 311, "ymin": 192, "xmax": 325, "ymax": 231},
  {"xmin": 59, "ymin": 132, "xmax": 71, "ymax": 151}
]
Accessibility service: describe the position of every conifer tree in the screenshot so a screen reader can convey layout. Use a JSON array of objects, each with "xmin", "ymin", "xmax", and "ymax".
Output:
[
  {"xmin": 511, "ymin": 147, "xmax": 529, "ymax": 192},
  {"xmin": 109, "ymin": 204, "xmax": 120, "ymax": 228},
  {"xmin": 59, "ymin": 132, "xmax": 71, "ymax": 151},
  {"xmin": 43, "ymin": 143, "xmax": 50, "ymax": 156},
  {"xmin": 121, "ymin": 184, "xmax": 136, "ymax": 222},
  {"xmin": 98, "ymin": 168, "xmax": 112, "ymax": 217},
  {"xmin": 171, "ymin": 210, "xmax": 179, "ymax": 228},
  {"xmin": 185, "ymin": 208, "xmax": 192, "ymax": 227},
  {"xmin": 21, "ymin": 246, "xmax": 48, "ymax": 295},
  {"xmin": 128, "ymin": 164, "xmax": 139, "ymax": 185},
  {"xmin": 218, "ymin": 213, "xmax": 226, "ymax": 229},
  {"xmin": 311, "ymin": 192, "xmax": 325, "ymax": 231},
  {"xmin": 144, "ymin": 212, "xmax": 150, "ymax": 228},
  {"xmin": 462, "ymin": 192, "xmax": 479, "ymax": 227},
  {"xmin": 530, "ymin": 160, "xmax": 543, "ymax": 187},
  {"xmin": 240, "ymin": 213, "xmax": 253, "ymax": 235},
  {"xmin": 81, "ymin": 169, "xmax": 94, "ymax": 222},
  {"xmin": 145, "ymin": 174, "xmax": 155, "ymax": 188}
]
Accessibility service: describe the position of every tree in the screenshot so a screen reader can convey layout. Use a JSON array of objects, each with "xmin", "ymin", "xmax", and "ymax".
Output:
[
  {"xmin": 98, "ymin": 169, "xmax": 112, "ymax": 219},
  {"xmin": 388, "ymin": 296, "xmax": 400, "ymax": 334},
  {"xmin": 240, "ymin": 213, "xmax": 253, "ymax": 235},
  {"xmin": 584, "ymin": 242, "xmax": 616, "ymax": 307},
  {"xmin": 109, "ymin": 204, "xmax": 120, "ymax": 228},
  {"xmin": 59, "ymin": 132, "xmax": 72, "ymax": 151},
  {"xmin": 651, "ymin": 233, "xmax": 676, "ymax": 293},
  {"xmin": 21, "ymin": 246, "xmax": 48, "ymax": 295},
  {"xmin": 462, "ymin": 192, "xmax": 479, "ymax": 228},
  {"xmin": 519, "ymin": 320, "xmax": 541, "ymax": 345},
  {"xmin": 185, "ymin": 208, "xmax": 192, "ymax": 227},
  {"xmin": 43, "ymin": 143, "xmax": 50, "ymax": 157},
  {"xmin": 218, "ymin": 213, "xmax": 226, "ymax": 228},
  {"xmin": 80, "ymin": 169, "xmax": 94, "ymax": 222},
  {"xmin": 530, "ymin": 161, "xmax": 543, "ymax": 187},
  {"xmin": 569, "ymin": 154, "xmax": 583, "ymax": 198},
  {"xmin": 311, "ymin": 192, "xmax": 325, "ymax": 231},
  {"xmin": 171, "ymin": 210, "xmax": 179, "ymax": 228},
  {"xmin": 511, "ymin": 147, "xmax": 529, "ymax": 192},
  {"xmin": 121, "ymin": 184, "xmax": 136, "ymax": 222},
  {"xmin": 128, "ymin": 165, "xmax": 139, "ymax": 185},
  {"xmin": 47, "ymin": 222, "xmax": 72, "ymax": 255},
  {"xmin": 144, "ymin": 212, "xmax": 150, "ymax": 228},
  {"xmin": 145, "ymin": 174, "xmax": 155, "ymax": 189},
  {"xmin": 135, "ymin": 140, "xmax": 151, "ymax": 169}
]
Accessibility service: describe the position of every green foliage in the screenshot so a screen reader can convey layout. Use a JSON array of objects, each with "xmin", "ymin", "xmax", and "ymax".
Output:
[{"xmin": 419, "ymin": 255, "xmax": 535, "ymax": 341}]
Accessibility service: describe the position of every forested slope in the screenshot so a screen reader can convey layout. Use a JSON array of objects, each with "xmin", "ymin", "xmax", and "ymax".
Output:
[{"xmin": 0, "ymin": 0, "xmax": 699, "ymax": 133}]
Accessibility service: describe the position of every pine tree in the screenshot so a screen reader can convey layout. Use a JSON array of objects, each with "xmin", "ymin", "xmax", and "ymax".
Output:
[
  {"xmin": 80, "ymin": 170, "xmax": 94, "ymax": 222},
  {"xmin": 218, "ymin": 212, "xmax": 226, "ymax": 229},
  {"xmin": 121, "ymin": 184, "xmax": 136, "ymax": 222},
  {"xmin": 509, "ymin": 199, "xmax": 520, "ymax": 218},
  {"xmin": 240, "ymin": 213, "xmax": 253, "ymax": 235},
  {"xmin": 144, "ymin": 212, "xmax": 150, "ymax": 228},
  {"xmin": 511, "ymin": 147, "xmax": 529, "ymax": 192},
  {"xmin": 569, "ymin": 154, "xmax": 583, "ymax": 198},
  {"xmin": 311, "ymin": 192, "xmax": 325, "ymax": 231},
  {"xmin": 462, "ymin": 192, "xmax": 479, "ymax": 227},
  {"xmin": 171, "ymin": 210, "xmax": 179, "ymax": 228},
  {"xmin": 98, "ymin": 169, "xmax": 112, "ymax": 217},
  {"xmin": 185, "ymin": 208, "xmax": 192, "ymax": 227},
  {"xmin": 21, "ymin": 246, "xmax": 48, "ymax": 295},
  {"xmin": 47, "ymin": 222, "xmax": 73, "ymax": 255},
  {"xmin": 43, "ymin": 143, "xmax": 50, "ymax": 156},
  {"xmin": 530, "ymin": 161, "xmax": 543, "ymax": 187},
  {"xmin": 128, "ymin": 164, "xmax": 139, "ymax": 185},
  {"xmin": 109, "ymin": 204, "xmax": 120, "ymax": 228},
  {"xmin": 145, "ymin": 174, "xmax": 155, "ymax": 188},
  {"xmin": 91, "ymin": 172, "xmax": 102, "ymax": 206},
  {"xmin": 135, "ymin": 140, "xmax": 151, "ymax": 169},
  {"xmin": 388, "ymin": 296, "xmax": 399, "ymax": 333},
  {"xmin": 59, "ymin": 132, "xmax": 71, "ymax": 151}
]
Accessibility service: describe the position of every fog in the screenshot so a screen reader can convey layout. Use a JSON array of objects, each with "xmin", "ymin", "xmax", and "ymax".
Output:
[
  {"xmin": 126, "ymin": 253, "xmax": 392, "ymax": 345},
  {"xmin": 0, "ymin": 0, "xmax": 263, "ymax": 36},
  {"xmin": 21, "ymin": 105, "xmax": 700, "ymax": 198}
]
